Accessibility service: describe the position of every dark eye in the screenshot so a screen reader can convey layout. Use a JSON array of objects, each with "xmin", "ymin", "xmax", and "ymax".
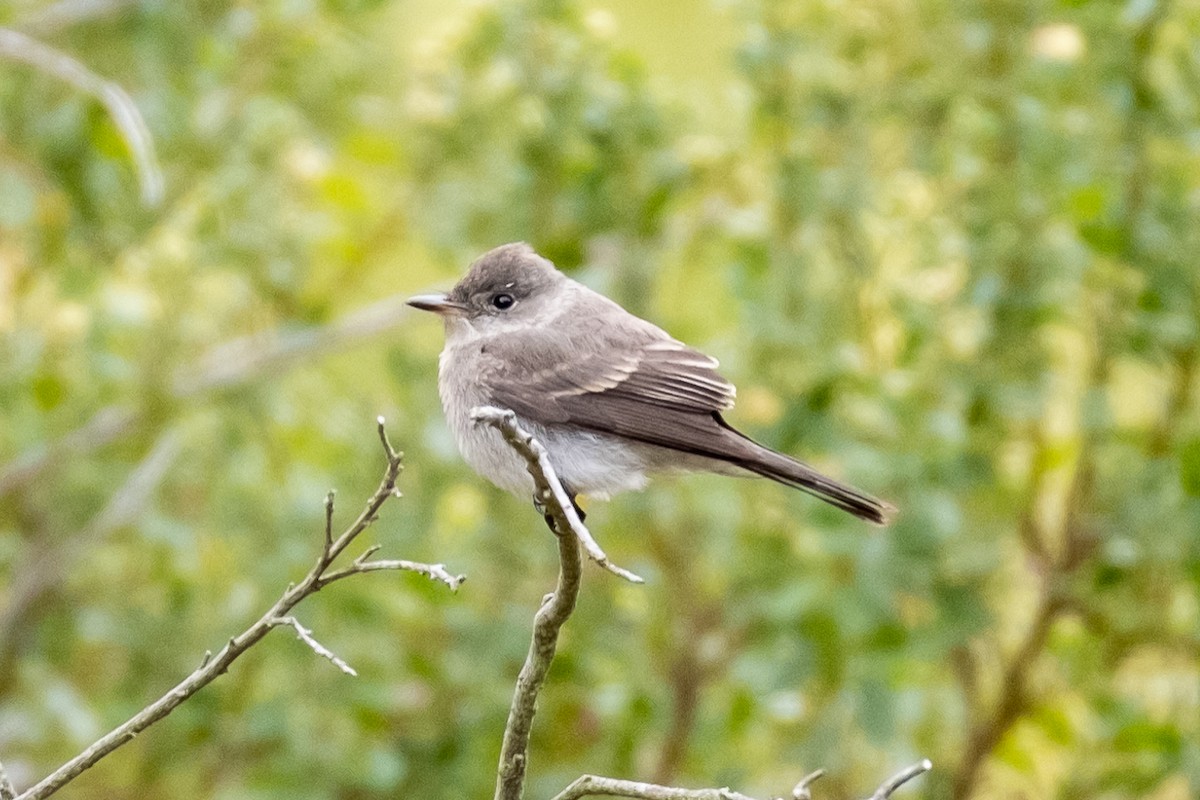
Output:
[{"xmin": 491, "ymin": 293, "xmax": 515, "ymax": 310}]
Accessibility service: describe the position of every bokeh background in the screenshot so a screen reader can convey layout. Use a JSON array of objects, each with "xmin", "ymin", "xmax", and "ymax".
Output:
[{"xmin": 2, "ymin": 0, "xmax": 1199, "ymax": 798}]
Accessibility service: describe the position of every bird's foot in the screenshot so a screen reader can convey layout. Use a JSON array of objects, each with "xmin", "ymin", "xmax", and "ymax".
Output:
[{"xmin": 531, "ymin": 490, "xmax": 586, "ymax": 523}]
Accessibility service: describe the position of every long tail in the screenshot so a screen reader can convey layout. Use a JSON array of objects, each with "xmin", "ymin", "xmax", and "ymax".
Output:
[{"xmin": 725, "ymin": 429, "xmax": 894, "ymax": 525}]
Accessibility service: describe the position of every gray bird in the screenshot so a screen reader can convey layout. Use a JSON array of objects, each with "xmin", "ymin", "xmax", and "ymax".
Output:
[{"xmin": 408, "ymin": 243, "xmax": 893, "ymax": 525}]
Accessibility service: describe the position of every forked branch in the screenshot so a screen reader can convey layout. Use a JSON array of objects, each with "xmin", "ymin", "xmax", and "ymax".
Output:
[{"xmin": 6, "ymin": 419, "xmax": 463, "ymax": 800}]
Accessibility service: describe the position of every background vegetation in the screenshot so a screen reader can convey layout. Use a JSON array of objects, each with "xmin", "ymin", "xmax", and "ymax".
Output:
[{"xmin": 2, "ymin": 0, "xmax": 1199, "ymax": 798}]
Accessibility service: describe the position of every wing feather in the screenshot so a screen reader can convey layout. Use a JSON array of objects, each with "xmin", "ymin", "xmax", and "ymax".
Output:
[{"xmin": 479, "ymin": 306, "xmax": 740, "ymax": 456}]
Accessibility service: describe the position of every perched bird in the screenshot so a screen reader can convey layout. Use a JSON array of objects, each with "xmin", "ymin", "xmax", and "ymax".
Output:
[{"xmin": 408, "ymin": 243, "xmax": 893, "ymax": 525}]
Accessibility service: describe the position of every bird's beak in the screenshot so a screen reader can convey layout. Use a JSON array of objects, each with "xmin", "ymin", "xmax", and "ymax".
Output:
[{"xmin": 407, "ymin": 293, "xmax": 467, "ymax": 316}]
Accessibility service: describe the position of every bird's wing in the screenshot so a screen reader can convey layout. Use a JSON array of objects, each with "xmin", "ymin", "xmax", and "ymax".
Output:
[{"xmin": 479, "ymin": 308, "xmax": 744, "ymax": 460}]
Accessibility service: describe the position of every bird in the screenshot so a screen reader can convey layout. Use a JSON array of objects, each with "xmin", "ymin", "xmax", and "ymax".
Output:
[{"xmin": 407, "ymin": 243, "xmax": 893, "ymax": 525}]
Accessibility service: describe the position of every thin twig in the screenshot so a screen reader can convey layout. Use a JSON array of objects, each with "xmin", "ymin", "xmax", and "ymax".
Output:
[
  {"xmin": 0, "ymin": 27, "xmax": 162, "ymax": 205},
  {"xmin": 269, "ymin": 616, "xmax": 358, "ymax": 677},
  {"xmin": 470, "ymin": 406, "xmax": 643, "ymax": 584},
  {"xmin": 10, "ymin": 420, "xmax": 461, "ymax": 800},
  {"xmin": 791, "ymin": 769, "xmax": 825, "ymax": 800},
  {"xmin": 551, "ymin": 775, "xmax": 757, "ymax": 800},
  {"xmin": 864, "ymin": 760, "xmax": 933, "ymax": 800},
  {"xmin": 319, "ymin": 558, "xmax": 465, "ymax": 591},
  {"xmin": 324, "ymin": 491, "xmax": 336, "ymax": 551}
]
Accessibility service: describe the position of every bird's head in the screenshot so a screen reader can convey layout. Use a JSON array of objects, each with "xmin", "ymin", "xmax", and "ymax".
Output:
[{"xmin": 407, "ymin": 243, "xmax": 565, "ymax": 337}]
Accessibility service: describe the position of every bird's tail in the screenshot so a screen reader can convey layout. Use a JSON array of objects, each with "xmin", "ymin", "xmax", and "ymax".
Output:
[{"xmin": 733, "ymin": 437, "xmax": 894, "ymax": 526}]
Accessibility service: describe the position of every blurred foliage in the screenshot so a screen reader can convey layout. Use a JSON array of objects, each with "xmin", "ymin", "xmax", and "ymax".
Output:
[{"xmin": 2, "ymin": 0, "xmax": 1200, "ymax": 798}]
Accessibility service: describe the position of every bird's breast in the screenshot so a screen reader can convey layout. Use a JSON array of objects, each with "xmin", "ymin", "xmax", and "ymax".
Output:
[{"xmin": 437, "ymin": 343, "xmax": 534, "ymax": 496}]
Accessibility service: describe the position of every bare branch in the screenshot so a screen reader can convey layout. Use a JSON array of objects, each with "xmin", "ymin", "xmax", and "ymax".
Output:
[
  {"xmin": 10, "ymin": 421, "xmax": 460, "ymax": 800},
  {"xmin": 269, "ymin": 616, "xmax": 357, "ymax": 677},
  {"xmin": 493, "ymin": 481, "xmax": 583, "ymax": 800},
  {"xmin": 864, "ymin": 760, "xmax": 932, "ymax": 800},
  {"xmin": 551, "ymin": 775, "xmax": 757, "ymax": 800},
  {"xmin": 324, "ymin": 491, "xmax": 336, "ymax": 551},
  {"xmin": 319, "ymin": 558, "xmax": 465, "ymax": 592},
  {"xmin": 549, "ymin": 761, "xmax": 931, "ymax": 800},
  {"xmin": 0, "ymin": 27, "xmax": 162, "ymax": 205},
  {"xmin": 951, "ymin": 584, "xmax": 1063, "ymax": 800},
  {"xmin": 952, "ymin": 445, "xmax": 1094, "ymax": 798},
  {"xmin": 470, "ymin": 406, "xmax": 643, "ymax": 584},
  {"xmin": 790, "ymin": 769, "xmax": 825, "ymax": 800}
]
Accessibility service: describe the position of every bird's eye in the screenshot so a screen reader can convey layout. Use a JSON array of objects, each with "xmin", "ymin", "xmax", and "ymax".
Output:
[{"xmin": 491, "ymin": 293, "xmax": 515, "ymax": 310}]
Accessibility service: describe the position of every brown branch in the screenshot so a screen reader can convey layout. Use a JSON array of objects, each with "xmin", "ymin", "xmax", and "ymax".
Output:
[
  {"xmin": 950, "ymin": 578, "xmax": 1064, "ymax": 800},
  {"xmin": 950, "ymin": 468, "xmax": 1092, "ymax": 798},
  {"xmin": 646, "ymin": 526, "xmax": 732, "ymax": 785},
  {"xmin": 653, "ymin": 647, "xmax": 702, "ymax": 785},
  {"xmin": 8, "ymin": 419, "xmax": 463, "ymax": 800},
  {"xmin": 0, "ymin": 27, "xmax": 162, "ymax": 205},
  {"xmin": 948, "ymin": 644, "xmax": 980, "ymax": 729}
]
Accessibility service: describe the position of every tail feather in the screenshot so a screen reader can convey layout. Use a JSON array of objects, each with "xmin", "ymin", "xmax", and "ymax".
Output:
[{"xmin": 727, "ymin": 433, "xmax": 894, "ymax": 525}]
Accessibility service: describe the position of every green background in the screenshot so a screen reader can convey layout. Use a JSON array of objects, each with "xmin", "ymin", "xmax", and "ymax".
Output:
[{"xmin": 2, "ymin": 0, "xmax": 1199, "ymax": 798}]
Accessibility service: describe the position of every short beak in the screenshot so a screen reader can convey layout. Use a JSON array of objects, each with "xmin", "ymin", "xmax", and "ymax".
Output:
[{"xmin": 406, "ymin": 293, "xmax": 466, "ymax": 315}]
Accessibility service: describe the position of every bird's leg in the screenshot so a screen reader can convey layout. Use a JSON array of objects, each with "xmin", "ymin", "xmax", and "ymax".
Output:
[
  {"xmin": 530, "ymin": 487, "xmax": 586, "ymax": 528},
  {"xmin": 532, "ymin": 492, "xmax": 553, "ymax": 530}
]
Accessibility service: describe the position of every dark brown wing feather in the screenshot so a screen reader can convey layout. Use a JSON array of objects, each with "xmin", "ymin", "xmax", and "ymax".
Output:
[{"xmin": 479, "ymin": 307, "xmax": 745, "ymax": 461}]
